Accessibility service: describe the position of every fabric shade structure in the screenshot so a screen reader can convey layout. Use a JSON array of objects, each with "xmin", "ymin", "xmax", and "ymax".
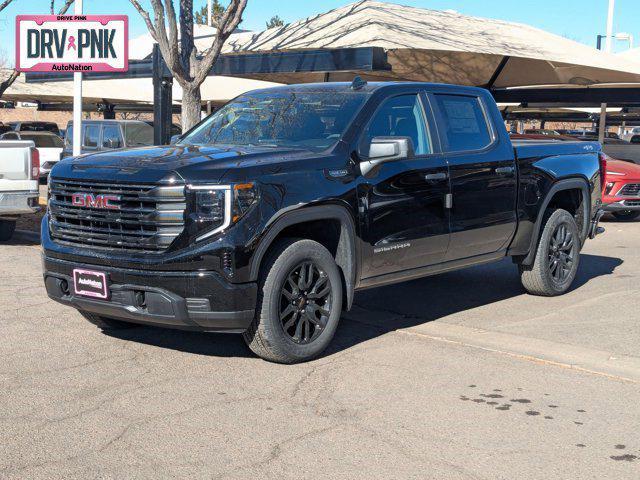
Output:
[
  {"xmin": 224, "ymin": 0, "xmax": 640, "ymax": 88},
  {"xmin": 1, "ymin": 68, "xmax": 279, "ymax": 107}
]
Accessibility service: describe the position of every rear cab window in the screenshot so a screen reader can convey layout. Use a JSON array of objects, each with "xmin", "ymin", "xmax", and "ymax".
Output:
[
  {"xmin": 432, "ymin": 94, "xmax": 493, "ymax": 152},
  {"xmin": 102, "ymin": 125, "xmax": 123, "ymax": 149}
]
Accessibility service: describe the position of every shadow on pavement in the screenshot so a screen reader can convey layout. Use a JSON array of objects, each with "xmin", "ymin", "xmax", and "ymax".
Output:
[
  {"xmin": 5, "ymin": 230, "xmax": 41, "ymax": 246},
  {"xmin": 104, "ymin": 253, "xmax": 622, "ymax": 360},
  {"xmin": 104, "ymin": 325, "xmax": 253, "ymax": 358},
  {"xmin": 326, "ymin": 254, "xmax": 623, "ymax": 356}
]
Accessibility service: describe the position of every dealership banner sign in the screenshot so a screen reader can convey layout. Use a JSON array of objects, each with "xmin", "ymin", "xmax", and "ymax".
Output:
[{"xmin": 15, "ymin": 15, "xmax": 128, "ymax": 72}]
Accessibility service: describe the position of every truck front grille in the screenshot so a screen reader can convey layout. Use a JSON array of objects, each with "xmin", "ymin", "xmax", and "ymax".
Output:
[
  {"xmin": 620, "ymin": 183, "xmax": 640, "ymax": 197},
  {"xmin": 48, "ymin": 179, "xmax": 186, "ymax": 252}
]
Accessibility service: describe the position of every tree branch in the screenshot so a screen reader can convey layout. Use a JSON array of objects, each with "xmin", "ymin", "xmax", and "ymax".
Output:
[
  {"xmin": 57, "ymin": 0, "xmax": 76, "ymax": 15},
  {"xmin": 194, "ymin": 0, "xmax": 247, "ymax": 85},
  {"xmin": 0, "ymin": 0, "xmax": 15, "ymax": 13},
  {"xmin": 129, "ymin": 0, "xmax": 158, "ymax": 38},
  {"xmin": 0, "ymin": 69, "xmax": 19, "ymax": 98}
]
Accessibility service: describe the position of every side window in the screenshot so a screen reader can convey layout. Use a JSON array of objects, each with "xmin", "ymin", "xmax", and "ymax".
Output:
[
  {"xmin": 65, "ymin": 126, "xmax": 73, "ymax": 147},
  {"xmin": 433, "ymin": 94, "xmax": 492, "ymax": 152},
  {"xmin": 102, "ymin": 125, "xmax": 123, "ymax": 149},
  {"xmin": 2, "ymin": 132, "xmax": 19, "ymax": 140},
  {"xmin": 83, "ymin": 125, "xmax": 99, "ymax": 148},
  {"xmin": 361, "ymin": 94, "xmax": 431, "ymax": 156}
]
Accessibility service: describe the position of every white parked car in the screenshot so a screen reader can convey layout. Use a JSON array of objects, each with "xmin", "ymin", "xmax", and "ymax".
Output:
[
  {"xmin": 0, "ymin": 140, "xmax": 40, "ymax": 241},
  {"xmin": 622, "ymin": 127, "xmax": 640, "ymax": 142},
  {"xmin": 0, "ymin": 131, "xmax": 63, "ymax": 179}
]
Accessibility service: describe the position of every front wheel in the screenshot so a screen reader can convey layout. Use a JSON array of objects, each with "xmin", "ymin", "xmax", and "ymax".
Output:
[
  {"xmin": 243, "ymin": 239, "xmax": 343, "ymax": 364},
  {"xmin": 612, "ymin": 210, "xmax": 640, "ymax": 221},
  {"xmin": 519, "ymin": 208, "xmax": 581, "ymax": 296}
]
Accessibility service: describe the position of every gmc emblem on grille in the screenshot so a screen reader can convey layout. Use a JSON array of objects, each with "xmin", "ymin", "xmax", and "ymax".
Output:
[{"xmin": 71, "ymin": 193, "xmax": 121, "ymax": 210}]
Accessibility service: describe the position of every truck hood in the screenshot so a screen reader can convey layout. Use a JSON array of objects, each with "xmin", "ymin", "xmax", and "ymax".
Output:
[{"xmin": 51, "ymin": 144, "xmax": 317, "ymax": 184}]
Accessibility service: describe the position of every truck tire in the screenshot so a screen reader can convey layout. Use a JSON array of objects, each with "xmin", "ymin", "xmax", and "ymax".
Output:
[
  {"xmin": 519, "ymin": 209, "xmax": 581, "ymax": 297},
  {"xmin": 243, "ymin": 238, "xmax": 343, "ymax": 364},
  {"xmin": 79, "ymin": 311, "xmax": 136, "ymax": 330},
  {"xmin": 0, "ymin": 220, "xmax": 16, "ymax": 241},
  {"xmin": 611, "ymin": 210, "xmax": 640, "ymax": 221}
]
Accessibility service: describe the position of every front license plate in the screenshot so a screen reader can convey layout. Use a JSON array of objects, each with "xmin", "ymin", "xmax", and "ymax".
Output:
[{"xmin": 73, "ymin": 269, "xmax": 109, "ymax": 299}]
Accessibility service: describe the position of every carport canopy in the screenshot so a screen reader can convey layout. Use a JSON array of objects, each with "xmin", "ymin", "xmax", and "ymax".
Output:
[{"xmin": 223, "ymin": 0, "xmax": 640, "ymax": 88}]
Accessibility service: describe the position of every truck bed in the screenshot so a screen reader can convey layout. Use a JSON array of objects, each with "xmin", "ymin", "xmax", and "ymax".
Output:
[{"xmin": 512, "ymin": 140, "xmax": 601, "ymax": 160}]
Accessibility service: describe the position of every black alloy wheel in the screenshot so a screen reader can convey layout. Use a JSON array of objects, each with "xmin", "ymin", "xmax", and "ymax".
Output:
[
  {"xmin": 279, "ymin": 261, "xmax": 332, "ymax": 345},
  {"xmin": 548, "ymin": 223, "xmax": 575, "ymax": 283}
]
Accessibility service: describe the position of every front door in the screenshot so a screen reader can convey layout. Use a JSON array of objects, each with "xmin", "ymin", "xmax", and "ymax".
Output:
[
  {"xmin": 358, "ymin": 92, "xmax": 451, "ymax": 279},
  {"xmin": 430, "ymin": 92, "xmax": 517, "ymax": 261}
]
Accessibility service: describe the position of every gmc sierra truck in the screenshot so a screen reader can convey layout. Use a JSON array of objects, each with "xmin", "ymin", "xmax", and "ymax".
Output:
[{"xmin": 42, "ymin": 80, "xmax": 604, "ymax": 363}]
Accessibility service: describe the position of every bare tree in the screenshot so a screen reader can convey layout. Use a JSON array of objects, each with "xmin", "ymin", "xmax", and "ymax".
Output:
[
  {"xmin": 0, "ymin": 0, "xmax": 76, "ymax": 100},
  {"xmin": 129, "ymin": 0, "xmax": 247, "ymax": 130}
]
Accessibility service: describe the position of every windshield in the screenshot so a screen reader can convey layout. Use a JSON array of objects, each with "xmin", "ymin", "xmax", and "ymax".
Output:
[
  {"xmin": 181, "ymin": 90, "xmax": 368, "ymax": 150},
  {"xmin": 21, "ymin": 134, "xmax": 63, "ymax": 148},
  {"xmin": 20, "ymin": 123, "xmax": 59, "ymax": 134}
]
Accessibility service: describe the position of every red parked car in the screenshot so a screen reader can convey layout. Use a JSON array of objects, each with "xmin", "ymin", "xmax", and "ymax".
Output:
[
  {"xmin": 600, "ymin": 155, "xmax": 640, "ymax": 221},
  {"xmin": 510, "ymin": 133, "xmax": 640, "ymax": 221}
]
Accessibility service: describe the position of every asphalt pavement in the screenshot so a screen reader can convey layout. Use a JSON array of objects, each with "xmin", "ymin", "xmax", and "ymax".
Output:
[{"xmin": 1, "ymin": 216, "xmax": 639, "ymax": 479}]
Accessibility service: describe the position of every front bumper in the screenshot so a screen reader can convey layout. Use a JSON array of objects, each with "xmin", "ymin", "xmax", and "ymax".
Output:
[
  {"xmin": 0, "ymin": 190, "xmax": 40, "ymax": 216},
  {"xmin": 603, "ymin": 199, "xmax": 640, "ymax": 211},
  {"xmin": 43, "ymin": 255, "xmax": 257, "ymax": 333}
]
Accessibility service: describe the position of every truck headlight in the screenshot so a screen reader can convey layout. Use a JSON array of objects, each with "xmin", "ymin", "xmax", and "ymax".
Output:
[{"xmin": 189, "ymin": 183, "xmax": 259, "ymax": 241}]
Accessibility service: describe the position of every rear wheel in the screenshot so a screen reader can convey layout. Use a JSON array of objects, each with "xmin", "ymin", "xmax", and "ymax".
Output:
[
  {"xmin": 243, "ymin": 239, "xmax": 343, "ymax": 364},
  {"xmin": 79, "ymin": 311, "xmax": 136, "ymax": 330},
  {"xmin": 519, "ymin": 209, "xmax": 581, "ymax": 296},
  {"xmin": 0, "ymin": 220, "xmax": 16, "ymax": 241},
  {"xmin": 612, "ymin": 210, "xmax": 640, "ymax": 221}
]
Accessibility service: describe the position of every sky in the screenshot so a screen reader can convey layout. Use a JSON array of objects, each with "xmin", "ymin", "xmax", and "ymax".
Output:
[{"xmin": 2, "ymin": 0, "xmax": 640, "ymax": 66}]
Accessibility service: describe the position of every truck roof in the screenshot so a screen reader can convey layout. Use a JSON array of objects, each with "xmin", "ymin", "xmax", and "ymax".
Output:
[{"xmin": 249, "ymin": 81, "xmax": 488, "ymax": 96}]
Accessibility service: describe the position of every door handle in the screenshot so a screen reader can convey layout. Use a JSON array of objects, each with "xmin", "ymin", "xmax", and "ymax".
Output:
[
  {"xmin": 495, "ymin": 166, "xmax": 515, "ymax": 176},
  {"xmin": 424, "ymin": 172, "xmax": 448, "ymax": 181}
]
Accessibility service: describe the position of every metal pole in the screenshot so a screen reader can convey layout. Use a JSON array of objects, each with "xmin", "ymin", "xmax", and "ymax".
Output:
[
  {"xmin": 208, "ymin": 0, "xmax": 213, "ymax": 26},
  {"xmin": 72, "ymin": 0, "xmax": 83, "ymax": 156},
  {"xmin": 599, "ymin": 0, "xmax": 615, "ymax": 145},
  {"xmin": 604, "ymin": 0, "xmax": 615, "ymax": 52},
  {"xmin": 152, "ymin": 44, "xmax": 173, "ymax": 145}
]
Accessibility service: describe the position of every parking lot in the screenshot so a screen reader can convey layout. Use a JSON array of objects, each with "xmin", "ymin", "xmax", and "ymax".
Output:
[{"xmin": 1, "ymin": 214, "xmax": 639, "ymax": 479}]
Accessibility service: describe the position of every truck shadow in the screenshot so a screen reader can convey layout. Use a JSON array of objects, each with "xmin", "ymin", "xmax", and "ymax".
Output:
[
  {"xmin": 104, "ymin": 253, "xmax": 621, "ymax": 360},
  {"xmin": 4, "ymin": 230, "xmax": 41, "ymax": 246},
  {"xmin": 325, "ymin": 253, "xmax": 622, "ymax": 356}
]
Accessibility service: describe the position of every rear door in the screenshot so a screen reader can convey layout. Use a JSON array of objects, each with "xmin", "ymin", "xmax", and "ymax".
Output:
[
  {"xmin": 430, "ymin": 91, "xmax": 517, "ymax": 260},
  {"xmin": 358, "ymin": 91, "xmax": 451, "ymax": 279}
]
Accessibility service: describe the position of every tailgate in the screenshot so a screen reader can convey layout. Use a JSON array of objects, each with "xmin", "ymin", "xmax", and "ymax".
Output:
[{"xmin": 0, "ymin": 140, "xmax": 35, "ymax": 181}]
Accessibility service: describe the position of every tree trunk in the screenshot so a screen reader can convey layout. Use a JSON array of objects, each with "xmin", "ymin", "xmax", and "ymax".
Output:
[{"xmin": 181, "ymin": 85, "xmax": 202, "ymax": 131}]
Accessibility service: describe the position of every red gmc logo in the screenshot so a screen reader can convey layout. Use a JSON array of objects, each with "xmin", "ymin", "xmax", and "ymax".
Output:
[{"xmin": 71, "ymin": 193, "xmax": 121, "ymax": 210}]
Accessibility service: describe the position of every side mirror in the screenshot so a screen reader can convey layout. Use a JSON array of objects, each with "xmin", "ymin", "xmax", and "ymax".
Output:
[
  {"xmin": 360, "ymin": 137, "xmax": 414, "ymax": 177},
  {"xmin": 170, "ymin": 134, "xmax": 181, "ymax": 145}
]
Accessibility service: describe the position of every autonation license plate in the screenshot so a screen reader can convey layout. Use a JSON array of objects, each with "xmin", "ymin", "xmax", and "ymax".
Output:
[{"xmin": 73, "ymin": 269, "xmax": 109, "ymax": 299}]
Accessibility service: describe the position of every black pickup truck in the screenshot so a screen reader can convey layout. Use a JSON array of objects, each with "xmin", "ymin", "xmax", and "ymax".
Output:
[{"xmin": 42, "ymin": 80, "xmax": 605, "ymax": 363}]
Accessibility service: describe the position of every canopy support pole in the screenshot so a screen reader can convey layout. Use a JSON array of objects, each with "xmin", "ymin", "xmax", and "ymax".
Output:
[
  {"xmin": 598, "ymin": 104, "xmax": 608, "ymax": 144},
  {"xmin": 152, "ymin": 44, "xmax": 173, "ymax": 145},
  {"xmin": 485, "ymin": 56, "xmax": 510, "ymax": 90},
  {"xmin": 72, "ymin": 0, "xmax": 83, "ymax": 156}
]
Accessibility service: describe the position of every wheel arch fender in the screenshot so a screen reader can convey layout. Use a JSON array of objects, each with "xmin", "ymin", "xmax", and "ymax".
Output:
[
  {"xmin": 521, "ymin": 178, "xmax": 591, "ymax": 266},
  {"xmin": 249, "ymin": 205, "xmax": 358, "ymax": 309}
]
